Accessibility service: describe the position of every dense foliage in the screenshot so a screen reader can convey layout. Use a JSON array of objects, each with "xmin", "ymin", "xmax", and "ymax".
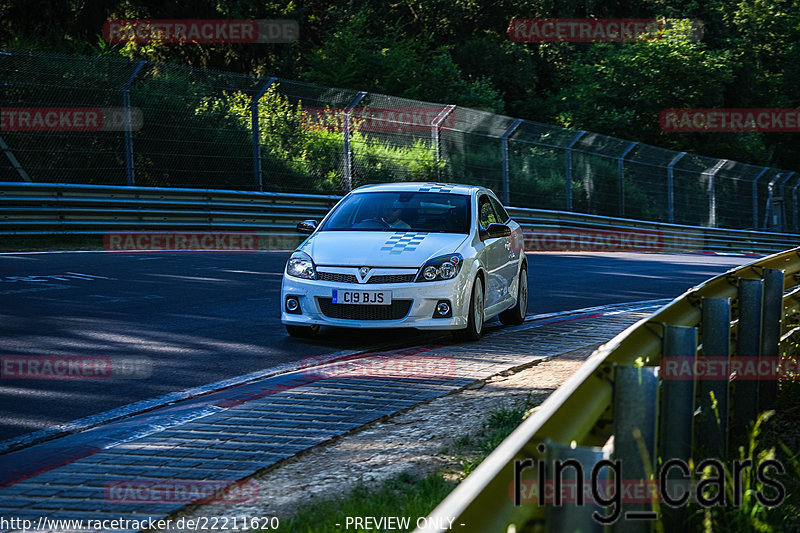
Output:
[{"xmin": 1, "ymin": 0, "xmax": 798, "ymax": 172}]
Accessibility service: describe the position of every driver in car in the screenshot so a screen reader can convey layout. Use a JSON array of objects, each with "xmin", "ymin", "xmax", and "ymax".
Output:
[{"xmin": 381, "ymin": 201, "xmax": 411, "ymax": 229}]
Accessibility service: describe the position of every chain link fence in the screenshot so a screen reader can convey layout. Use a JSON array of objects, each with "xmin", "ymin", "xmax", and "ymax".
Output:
[{"xmin": 1, "ymin": 49, "xmax": 797, "ymax": 232}]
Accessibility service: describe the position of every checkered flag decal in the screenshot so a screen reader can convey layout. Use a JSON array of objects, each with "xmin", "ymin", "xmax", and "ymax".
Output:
[
  {"xmin": 381, "ymin": 232, "xmax": 428, "ymax": 254},
  {"xmin": 417, "ymin": 184, "xmax": 453, "ymax": 193}
]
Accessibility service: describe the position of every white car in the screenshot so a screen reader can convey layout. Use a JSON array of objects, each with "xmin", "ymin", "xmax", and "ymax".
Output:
[{"xmin": 280, "ymin": 182, "xmax": 528, "ymax": 341}]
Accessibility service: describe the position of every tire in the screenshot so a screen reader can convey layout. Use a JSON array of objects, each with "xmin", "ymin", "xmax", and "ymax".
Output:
[
  {"xmin": 452, "ymin": 276, "xmax": 485, "ymax": 342},
  {"xmin": 499, "ymin": 264, "xmax": 528, "ymax": 326},
  {"xmin": 285, "ymin": 324, "xmax": 320, "ymax": 338}
]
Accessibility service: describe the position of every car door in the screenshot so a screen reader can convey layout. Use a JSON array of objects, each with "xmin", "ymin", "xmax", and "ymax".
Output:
[
  {"xmin": 477, "ymin": 193, "xmax": 508, "ymax": 310},
  {"xmin": 489, "ymin": 195, "xmax": 522, "ymax": 295}
]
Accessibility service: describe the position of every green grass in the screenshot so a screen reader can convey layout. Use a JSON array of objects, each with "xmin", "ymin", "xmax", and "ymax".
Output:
[
  {"xmin": 692, "ymin": 348, "xmax": 800, "ymax": 532},
  {"xmin": 279, "ymin": 472, "xmax": 456, "ymax": 533},
  {"xmin": 276, "ymin": 395, "xmax": 538, "ymax": 533}
]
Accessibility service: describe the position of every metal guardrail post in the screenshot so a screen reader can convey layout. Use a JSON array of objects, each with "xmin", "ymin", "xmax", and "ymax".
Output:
[
  {"xmin": 658, "ymin": 325, "xmax": 697, "ymax": 531},
  {"xmin": 501, "ymin": 119, "xmax": 523, "ymax": 206},
  {"xmin": 752, "ymin": 167, "xmax": 770, "ymax": 230},
  {"xmin": 251, "ymin": 77, "xmax": 277, "ymax": 192},
  {"xmin": 431, "ymin": 105, "xmax": 456, "ymax": 182},
  {"xmin": 732, "ymin": 278, "xmax": 763, "ymax": 442},
  {"xmin": 759, "ymin": 268, "xmax": 784, "ymax": 411},
  {"xmin": 122, "ymin": 60, "xmax": 146, "ymax": 186},
  {"xmin": 342, "ymin": 92, "xmax": 367, "ymax": 192},
  {"xmin": 666, "ymin": 152, "xmax": 686, "ymax": 224},
  {"xmin": 618, "ymin": 142, "xmax": 638, "ymax": 218},
  {"xmin": 565, "ymin": 131, "xmax": 586, "ymax": 211},
  {"xmin": 544, "ymin": 442, "xmax": 604, "ymax": 532},
  {"xmin": 613, "ymin": 365, "xmax": 658, "ymax": 532},
  {"xmin": 704, "ymin": 159, "xmax": 727, "ymax": 228},
  {"xmin": 697, "ymin": 298, "xmax": 731, "ymax": 461}
]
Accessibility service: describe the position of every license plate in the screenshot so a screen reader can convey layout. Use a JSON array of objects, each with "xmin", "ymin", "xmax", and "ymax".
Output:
[{"xmin": 332, "ymin": 289, "xmax": 392, "ymax": 305}]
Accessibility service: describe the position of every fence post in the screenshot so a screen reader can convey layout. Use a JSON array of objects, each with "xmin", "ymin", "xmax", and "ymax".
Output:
[
  {"xmin": 122, "ymin": 60, "xmax": 146, "ymax": 186},
  {"xmin": 704, "ymin": 159, "xmax": 727, "ymax": 227},
  {"xmin": 666, "ymin": 152, "xmax": 686, "ymax": 224},
  {"xmin": 501, "ymin": 119, "xmax": 523, "ymax": 206},
  {"xmin": 752, "ymin": 167, "xmax": 770, "ymax": 230},
  {"xmin": 613, "ymin": 365, "xmax": 658, "ymax": 531},
  {"xmin": 0, "ymin": 136, "xmax": 31, "ymax": 182},
  {"xmin": 792, "ymin": 175, "xmax": 800, "ymax": 232},
  {"xmin": 250, "ymin": 77, "xmax": 277, "ymax": 192},
  {"xmin": 759, "ymin": 269, "xmax": 784, "ymax": 411},
  {"xmin": 659, "ymin": 325, "xmax": 697, "ymax": 530},
  {"xmin": 341, "ymin": 91, "xmax": 367, "ymax": 192},
  {"xmin": 431, "ymin": 105, "xmax": 456, "ymax": 182},
  {"xmin": 565, "ymin": 131, "xmax": 586, "ymax": 211},
  {"xmin": 763, "ymin": 172, "xmax": 787, "ymax": 231},
  {"xmin": 697, "ymin": 297, "xmax": 731, "ymax": 461},
  {"xmin": 618, "ymin": 141, "xmax": 638, "ymax": 218},
  {"xmin": 776, "ymin": 172, "xmax": 796, "ymax": 232},
  {"xmin": 732, "ymin": 278, "xmax": 763, "ymax": 443},
  {"xmin": 0, "ymin": 67, "xmax": 31, "ymax": 181}
]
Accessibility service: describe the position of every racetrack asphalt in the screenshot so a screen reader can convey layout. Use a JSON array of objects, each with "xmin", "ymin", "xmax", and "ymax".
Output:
[{"xmin": 0, "ymin": 251, "xmax": 752, "ymax": 443}]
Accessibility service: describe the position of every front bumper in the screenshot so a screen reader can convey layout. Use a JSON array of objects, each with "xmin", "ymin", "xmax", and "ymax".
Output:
[{"xmin": 280, "ymin": 273, "xmax": 471, "ymax": 330}]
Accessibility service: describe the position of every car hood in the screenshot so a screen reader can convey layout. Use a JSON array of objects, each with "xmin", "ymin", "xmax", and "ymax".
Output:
[{"xmin": 299, "ymin": 231, "xmax": 469, "ymax": 267}]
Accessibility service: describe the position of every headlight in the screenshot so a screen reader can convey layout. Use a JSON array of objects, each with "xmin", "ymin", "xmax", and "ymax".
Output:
[
  {"xmin": 286, "ymin": 251, "xmax": 316, "ymax": 279},
  {"xmin": 416, "ymin": 253, "xmax": 463, "ymax": 282}
]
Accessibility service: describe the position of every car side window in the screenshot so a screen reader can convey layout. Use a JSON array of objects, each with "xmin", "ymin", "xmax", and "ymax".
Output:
[
  {"xmin": 478, "ymin": 195, "xmax": 499, "ymax": 229},
  {"xmin": 489, "ymin": 196, "xmax": 510, "ymax": 223}
]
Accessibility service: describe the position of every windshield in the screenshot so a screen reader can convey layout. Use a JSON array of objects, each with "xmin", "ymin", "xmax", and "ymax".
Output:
[{"xmin": 321, "ymin": 191, "xmax": 470, "ymax": 234}]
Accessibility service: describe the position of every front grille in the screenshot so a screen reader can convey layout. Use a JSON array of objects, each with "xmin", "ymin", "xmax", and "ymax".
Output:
[
  {"xmin": 317, "ymin": 272, "xmax": 358, "ymax": 283},
  {"xmin": 317, "ymin": 272, "xmax": 417, "ymax": 284},
  {"xmin": 367, "ymin": 274, "xmax": 416, "ymax": 284},
  {"xmin": 317, "ymin": 298, "xmax": 413, "ymax": 320}
]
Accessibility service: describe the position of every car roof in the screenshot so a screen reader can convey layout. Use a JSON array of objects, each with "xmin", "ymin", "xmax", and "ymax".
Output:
[{"xmin": 350, "ymin": 182, "xmax": 492, "ymax": 197}]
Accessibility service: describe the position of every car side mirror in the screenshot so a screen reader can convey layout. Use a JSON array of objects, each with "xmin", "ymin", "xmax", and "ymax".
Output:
[
  {"xmin": 297, "ymin": 220, "xmax": 318, "ymax": 234},
  {"xmin": 480, "ymin": 223, "xmax": 511, "ymax": 240}
]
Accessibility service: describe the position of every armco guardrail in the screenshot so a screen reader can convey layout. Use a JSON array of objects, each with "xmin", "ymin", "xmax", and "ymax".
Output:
[
  {"xmin": 0, "ymin": 183, "xmax": 798, "ymax": 254},
  {"xmin": 0, "ymin": 182, "xmax": 340, "ymax": 249},
  {"xmin": 507, "ymin": 207, "xmax": 800, "ymax": 255},
  {"xmin": 417, "ymin": 247, "xmax": 800, "ymax": 532}
]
